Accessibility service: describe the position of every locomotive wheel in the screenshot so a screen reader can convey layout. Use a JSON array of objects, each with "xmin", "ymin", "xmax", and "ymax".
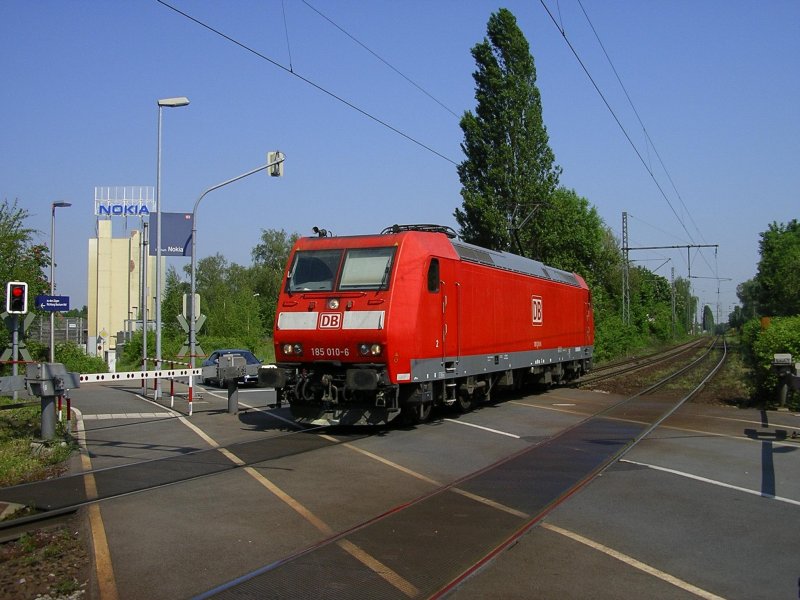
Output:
[
  {"xmin": 400, "ymin": 384, "xmax": 433, "ymax": 424},
  {"xmin": 404, "ymin": 402, "xmax": 433, "ymax": 424},
  {"xmin": 455, "ymin": 389, "xmax": 472, "ymax": 413}
]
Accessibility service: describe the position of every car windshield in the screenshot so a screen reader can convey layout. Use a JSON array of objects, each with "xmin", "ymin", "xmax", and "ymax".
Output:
[
  {"xmin": 286, "ymin": 247, "xmax": 396, "ymax": 292},
  {"xmin": 220, "ymin": 351, "xmax": 259, "ymax": 365}
]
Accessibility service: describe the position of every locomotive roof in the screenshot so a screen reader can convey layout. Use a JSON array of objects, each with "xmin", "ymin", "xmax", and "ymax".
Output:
[
  {"xmin": 450, "ymin": 240, "xmax": 580, "ymax": 287},
  {"xmin": 296, "ymin": 225, "xmax": 580, "ymax": 287}
]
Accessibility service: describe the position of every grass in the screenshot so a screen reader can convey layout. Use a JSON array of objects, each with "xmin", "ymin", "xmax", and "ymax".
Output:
[
  {"xmin": 0, "ymin": 525, "xmax": 87, "ymax": 599},
  {"xmin": 0, "ymin": 398, "xmax": 76, "ymax": 489}
]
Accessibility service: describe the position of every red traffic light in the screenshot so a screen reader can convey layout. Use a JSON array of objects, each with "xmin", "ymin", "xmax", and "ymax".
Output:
[{"xmin": 6, "ymin": 281, "xmax": 28, "ymax": 314}]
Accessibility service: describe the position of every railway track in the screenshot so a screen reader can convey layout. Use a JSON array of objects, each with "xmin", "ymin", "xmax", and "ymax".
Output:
[{"xmin": 576, "ymin": 336, "xmax": 712, "ymax": 387}]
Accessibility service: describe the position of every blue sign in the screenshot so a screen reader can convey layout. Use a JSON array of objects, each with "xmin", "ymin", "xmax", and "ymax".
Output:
[
  {"xmin": 35, "ymin": 295, "xmax": 70, "ymax": 312},
  {"xmin": 149, "ymin": 212, "xmax": 194, "ymax": 257}
]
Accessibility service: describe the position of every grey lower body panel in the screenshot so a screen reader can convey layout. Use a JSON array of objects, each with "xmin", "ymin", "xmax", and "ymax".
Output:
[{"xmin": 409, "ymin": 345, "xmax": 594, "ymax": 383}]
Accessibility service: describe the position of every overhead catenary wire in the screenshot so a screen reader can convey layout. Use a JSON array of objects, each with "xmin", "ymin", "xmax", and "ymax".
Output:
[
  {"xmin": 538, "ymin": 0, "xmax": 694, "ymax": 244},
  {"xmin": 301, "ymin": 0, "xmax": 460, "ymax": 119},
  {"xmin": 155, "ymin": 0, "xmax": 458, "ymax": 166},
  {"xmin": 281, "ymin": 0, "xmax": 294, "ymax": 72},
  {"xmin": 575, "ymin": 0, "xmax": 705, "ymax": 246}
]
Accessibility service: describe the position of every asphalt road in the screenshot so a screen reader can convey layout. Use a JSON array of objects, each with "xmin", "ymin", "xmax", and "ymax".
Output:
[{"xmin": 62, "ymin": 381, "xmax": 799, "ymax": 599}]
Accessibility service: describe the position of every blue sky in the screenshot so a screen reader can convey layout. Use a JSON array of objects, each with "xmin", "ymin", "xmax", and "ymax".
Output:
[{"xmin": 2, "ymin": 1, "xmax": 798, "ymax": 320}]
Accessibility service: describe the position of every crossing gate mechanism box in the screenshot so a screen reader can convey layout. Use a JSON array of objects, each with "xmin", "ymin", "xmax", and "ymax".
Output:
[{"xmin": 218, "ymin": 354, "xmax": 246, "ymax": 381}]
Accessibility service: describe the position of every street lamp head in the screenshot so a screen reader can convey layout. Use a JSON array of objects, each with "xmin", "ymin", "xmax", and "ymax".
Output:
[
  {"xmin": 52, "ymin": 201, "xmax": 72, "ymax": 209},
  {"xmin": 158, "ymin": 96, "xmax": 190, "ymax": 107}
]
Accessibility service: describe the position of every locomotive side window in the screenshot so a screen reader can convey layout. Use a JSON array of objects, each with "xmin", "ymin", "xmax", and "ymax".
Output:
[
  {"xmin": 427, "ymin": 258, "xmax": 440, "ymax": 292},
  {"xmin": 287, "ymin": 249, "xmax": 342, "ymax": 292},
  {"xmin": 340, "ymin": 247, "xmax": 396, "ymax": 290}
]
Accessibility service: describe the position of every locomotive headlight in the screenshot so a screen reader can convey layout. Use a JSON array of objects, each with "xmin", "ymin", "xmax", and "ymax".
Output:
[
  {"xmin": 359, "ymin": 343, "xmax": 382, "ymax": 356},
  {"xmin": 327, "ymin": 298, "xmax": 340, "ymax": 310},
  {"xmin": 283, "ymin": 343, "xmax": 303, "ymax": 355}
]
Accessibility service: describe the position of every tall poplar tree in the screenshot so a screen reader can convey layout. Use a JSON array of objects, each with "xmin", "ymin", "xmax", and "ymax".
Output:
[{"xmin": 455, "ymin": 8, "xmax": 561, "ymax": 255}]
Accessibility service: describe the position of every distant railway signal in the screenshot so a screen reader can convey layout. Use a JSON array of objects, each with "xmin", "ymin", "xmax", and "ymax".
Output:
[{"xmin": 267, "ymin": 151, "xmax": 284, "ymax": 177}]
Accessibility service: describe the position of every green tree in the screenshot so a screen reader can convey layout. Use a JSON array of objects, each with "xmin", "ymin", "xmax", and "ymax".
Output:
[
  {"xmin": 728, "ymin": 305, "xmax": 746, "ymax": 330},
  {"xmin": 736, "ymin": 279, "xmax": 760, "ymax": 321},
  {"xmin": 673, "ymin": 277, "xmax": 697, "ymax": 335},
  {"xmin": 702, "ymin": 305, "xmax": 715, "ymax": 332},
  {"xmin": 754, "ymin": 220, "xmax": 800, "ymax": 316},
  {"xmin": 0, "ymin": 199, "xmax": 50, "ymax": 369},
  {"xmin": 455, "ymin": 8, "xmax": 561, "ymax": 254},
  {"xmin": 64, "ymin": 306, "xmax": 88, "ymax": 318},
  {"xmin": 251, "ymin": 228, "xmax": 299, "ymax": 329},
  {"xmin": 0, "ymin": 199, "xmax": 49, "ymax": 307},
  {"xmin": 532, "ymin": 188, "xmax": 612, "ymax": 280},
  {"xmin": 161, "ymin": 266, "xmax": 188, "ymax": 355}
]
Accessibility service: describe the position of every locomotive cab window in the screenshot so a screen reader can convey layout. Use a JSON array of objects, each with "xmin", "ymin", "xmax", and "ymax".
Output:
[
  {"xmin": 339, "ymin": 247, "xmax": 396, "ymax": 290},
  {"xmin": 427, "ymin": 258, "xmax": 440, "ymax": 292},
  {"xmin": 287, "ymin": 249, "xmax": 343, "ymax": 292}
]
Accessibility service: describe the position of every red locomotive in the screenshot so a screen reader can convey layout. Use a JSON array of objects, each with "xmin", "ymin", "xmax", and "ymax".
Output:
[{"xmin": 259, "ymin": 224, "xmax": 594, "ymax": 425}]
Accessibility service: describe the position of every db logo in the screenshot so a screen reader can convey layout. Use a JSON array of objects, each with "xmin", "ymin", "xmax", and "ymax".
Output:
[
  {"xmin": 319, "ymin": 313, "xmax": 342, "ymax": 329},
  {"xmin": 531, "ymin": 296, "xmax": 543, "ymax": 325}
]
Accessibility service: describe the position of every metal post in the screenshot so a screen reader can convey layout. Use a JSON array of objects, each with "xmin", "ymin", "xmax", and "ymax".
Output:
[
  {"xmin": 142, "ymin": 220, "xmax": 149, "ymax": 377},
  {"xmin": 189, "ymin": 154, "xmax": 284, "ymax": 378},
  {"xmin": 40, "ymin": 393, "xmax": 57, "ymax": 440},
  {"xmin": 156, "ymin": 97, "xmax": 190, "ymax": 400},
  {"xmin": 50, "ymin": 201, "xmax": 71, "ymax": 362},
  {"xmin": 227, "ymin": 379, "xmax": 239, "ymax": 415},
  {"xmin": 50, "ymin": 207, "xmax": 55, "ymax": 362},
  {"xmin": 155, "ymin": 104, "xmax": 163, "ymax": 398},
  {"xmin": 11, "ymin": 314, "xmax": 18, "ymax": 401}
]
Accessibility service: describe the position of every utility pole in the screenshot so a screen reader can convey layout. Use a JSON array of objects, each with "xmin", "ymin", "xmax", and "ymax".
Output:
[
  {"xmin": 621, "ymin": 213, "xmax": 718, "ymax": 334},
  {"xmin": 690, "ymin": 275, "xmax": 733, "ymax": 331},
  {"xmin": 622, "ymin": 212, "xmax": 630, "ymax": 325}
]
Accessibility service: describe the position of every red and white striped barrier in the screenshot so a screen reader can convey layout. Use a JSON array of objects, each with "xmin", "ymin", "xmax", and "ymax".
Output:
[{"xmin": 77, "ymin": 366, "xmax": 204, "ymax": 416}]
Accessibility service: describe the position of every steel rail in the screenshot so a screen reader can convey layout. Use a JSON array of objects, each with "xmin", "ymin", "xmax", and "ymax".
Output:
[{"xmin": 577, "ymin": 337, "xmax": 710, "ymax": 386}]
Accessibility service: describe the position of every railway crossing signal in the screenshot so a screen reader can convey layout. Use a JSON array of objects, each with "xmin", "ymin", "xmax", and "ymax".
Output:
[{"xmin": 6, "ymin": 282, "xmax": 28, "ymax": 314}]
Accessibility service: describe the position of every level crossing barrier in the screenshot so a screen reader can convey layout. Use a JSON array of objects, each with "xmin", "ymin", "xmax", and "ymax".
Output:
[
  {"xmin": 1, "ymin": 359, "xmax": 277, "ymax": 440},
  {"xmin": 78, "ymin": 364, "xmax": 204, "ymax": 415}
]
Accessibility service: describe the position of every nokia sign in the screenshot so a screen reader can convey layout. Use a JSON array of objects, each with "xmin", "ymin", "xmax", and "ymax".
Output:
[
  {"xmin": 94, "ymin": 199, "xmax": 156, "ymax": 217},
  {"xmin": 96, "ymin": 203, "xmax": 151, "ymax": 217}
]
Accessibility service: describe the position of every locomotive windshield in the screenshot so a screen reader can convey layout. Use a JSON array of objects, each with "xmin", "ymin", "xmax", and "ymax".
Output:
[
  {"xmin": 339, "ymin": 247, "xmax": 396, "ymax": 290},
  {"xmin": 287, "ymin": 246, "xmax": 396, "ymax": 292},
  {"xmin": 287, "ymin": 249, "xmax": 342, "ymax": 291}
]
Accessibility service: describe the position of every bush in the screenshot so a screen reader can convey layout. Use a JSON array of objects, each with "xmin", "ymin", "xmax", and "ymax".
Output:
[
  {"xmin": 740, "ymin": 315, "xmax": 800, "ymax": 406},
  {"xmin": 594, "ymin": 312, "xmax": 645, "ymax": 362},
  {"xmin": 55, "ymin": 341, "xmax": 108, "ymax": 374}
]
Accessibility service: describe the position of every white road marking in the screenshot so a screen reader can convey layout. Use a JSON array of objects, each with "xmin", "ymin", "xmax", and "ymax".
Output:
[
  {"xmin": 541, "ymin": 523, "xmax": 727, "ymax": 600},
  {"xmin": 443, "ymin": 418, "xmax": 521, "ymax": 439},
  {"xmin": 620, "ymin": 459, "xmax": 800, "ymax": 506},
  {"xmin": 239, "ymin": 401, "xmax": 304, "ymax": 428},
  {"xmin": 327, "ymin": 436, "xmax": 531, "ymax": 520},
  {"xmin": 82, "ymin": 412, "xmax": 173, "ymax": 420},
  {"xmin": 705, "ymin": 414, "xmax": 800, "ymax": 433}
]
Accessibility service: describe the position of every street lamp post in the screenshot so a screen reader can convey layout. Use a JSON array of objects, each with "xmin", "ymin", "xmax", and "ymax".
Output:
[
  {"xmin": 155, "ymin": 96, "xmax": 189, "ymax": 397},
  {"xmin": 188, "ymin": 153, "xmax": 284, "ymax": 387},
  {"xmin": 50, "ymin": 201, "xmax": 72, "ymax": 362}
]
